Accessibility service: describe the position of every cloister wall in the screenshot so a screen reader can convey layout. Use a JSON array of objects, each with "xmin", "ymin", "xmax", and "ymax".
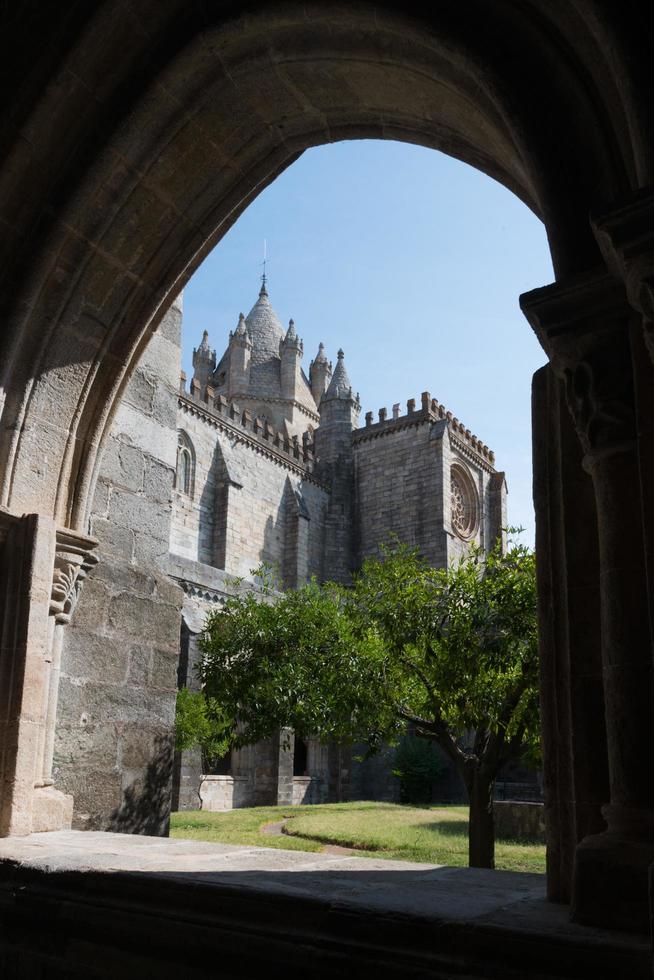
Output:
[{"xmin": 53, "ymin": 304, "xmax": 183, "ymax": 833}]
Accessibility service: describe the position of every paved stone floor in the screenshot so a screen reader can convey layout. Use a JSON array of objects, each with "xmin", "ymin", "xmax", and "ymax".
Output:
[{"xmin": 0, "ymin": 832, "xmax": 649, "ymax": 979}]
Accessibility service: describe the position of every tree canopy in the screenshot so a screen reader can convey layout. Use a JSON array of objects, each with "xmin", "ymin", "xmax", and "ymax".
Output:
[{"xmin": 179, "ymin": 534, "xmax": 539, "ymax": 867}]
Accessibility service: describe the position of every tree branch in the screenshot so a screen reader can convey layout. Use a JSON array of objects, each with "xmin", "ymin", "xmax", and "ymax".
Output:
[{"xmin": 397, "ymin": 707, "xmax": 466, "ymax": 767}]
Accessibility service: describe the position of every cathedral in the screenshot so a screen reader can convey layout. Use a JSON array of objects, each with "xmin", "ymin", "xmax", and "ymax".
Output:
[
  {"xmin": 170, "ymin": 279, "xmax": 508, "ymax": 811},
  {"xmin": 6, "ymin": 5, "xmax": 654, "ymax": 965}
]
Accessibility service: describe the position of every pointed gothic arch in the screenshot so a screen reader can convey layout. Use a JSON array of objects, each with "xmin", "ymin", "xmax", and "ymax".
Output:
[
  {"xmin": 0, "ymin": 1, "xmax": 652, "ymax": 940},
  {"xmin": 175, "ymin": 430, "xmax": 196, "ymax": 498}
]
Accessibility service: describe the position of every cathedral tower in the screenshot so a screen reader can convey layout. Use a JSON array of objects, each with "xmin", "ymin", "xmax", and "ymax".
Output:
[
  {"xmin": 280, "ymin": 318, "xmax": 303, "ymax": 403},
  {"xmin": 309, "ymin": 343, "xmax": 332, "ymax": 406},
  {"xmin": 314, "ymin": 349, "xmax": 360, "ymax": 583},
  {"xmin": 191, "ymin": 330, "xmax": 216, "ymax": 389},
  {"xmin": 227, "ymin": 312, "xmax": 252, "ymax": 393}
]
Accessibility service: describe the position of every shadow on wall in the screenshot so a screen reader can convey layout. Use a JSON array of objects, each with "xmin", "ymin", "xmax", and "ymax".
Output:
[
  {"xmin": 199, "ymin": 439, "xmax": 228, "ymax": 567},
  {"xmin": 108, "ymin": 734, "xmax": 174, "ymax": 836},
  {"xmin": 261, "ymin": 513, "xmax": 282, "ymax": 574}
]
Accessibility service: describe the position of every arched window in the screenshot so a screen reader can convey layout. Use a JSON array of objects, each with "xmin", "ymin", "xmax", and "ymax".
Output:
[{"xmin": 175, "ymin": 430, "xmax": 195, "ymax": 497}]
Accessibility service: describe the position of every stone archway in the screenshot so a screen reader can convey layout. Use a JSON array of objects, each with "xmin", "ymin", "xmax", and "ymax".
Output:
[{"xmin": 1, "ymin": 1, "xmax": 654, "ymax": 934}]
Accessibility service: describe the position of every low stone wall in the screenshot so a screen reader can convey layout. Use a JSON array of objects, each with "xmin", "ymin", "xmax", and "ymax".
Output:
[
  {"xmin": 292, "ymin": 776, "xmax": 326, "ymax": 806},
  {"xmin": 493, "ymin": 801, "xmax": 545, "ymax": 841},
  {"xmin": 200, "ymin": 775, "xmax": 250, "ymax": 811}
]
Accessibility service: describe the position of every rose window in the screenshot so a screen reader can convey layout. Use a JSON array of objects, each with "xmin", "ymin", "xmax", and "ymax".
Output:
[{"xmin": 450, "ymin": 466, "xmax": 478, "ymax": 539}]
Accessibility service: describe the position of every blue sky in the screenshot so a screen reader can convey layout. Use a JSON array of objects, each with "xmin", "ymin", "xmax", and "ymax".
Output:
[{"xmin": 181, "ymin": 140, "xmax": 553, "ymax": 546}]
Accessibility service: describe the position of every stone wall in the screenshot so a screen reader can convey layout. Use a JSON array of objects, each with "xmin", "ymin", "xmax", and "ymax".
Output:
[
  {"xmin": 494, "ymin": 801, "xmax": 546, "ymax": 841},
  {"xmin": 292, "ymin": 776, "xmax": 327, "ymax": 805},
  {"xmin": 171, "ymin": 391, "xmax": 329, "ymax": 584},
  {"xmin": 200, "ymin": 775, "xmax": 250, "ymax": 811},
  {"xmin": 354, "ymin": 393, "xmax": 506, "ymax": 568},
  {"xmin": 53, "ymin": 302, "xmax": 184, "ymax": 833},
  {"xmin": 348, "ymin": 743, "xmax": 400, "ymax": 803}
]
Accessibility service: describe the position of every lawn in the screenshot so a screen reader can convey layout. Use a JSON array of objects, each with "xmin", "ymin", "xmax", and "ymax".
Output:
[{"xmin": 170, "ymin": 802, "xmax": 546, "ymax": 873}]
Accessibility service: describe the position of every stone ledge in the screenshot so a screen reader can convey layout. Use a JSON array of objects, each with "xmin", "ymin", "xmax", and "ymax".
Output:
[{"xmin": 0, "ymin": 832, "xmax": 648, "ymax": 979}]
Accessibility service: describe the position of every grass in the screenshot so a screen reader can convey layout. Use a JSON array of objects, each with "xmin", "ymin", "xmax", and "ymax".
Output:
[{"xmin": 170, "ymin": 802, "xmax": 546, "ymax": 873}]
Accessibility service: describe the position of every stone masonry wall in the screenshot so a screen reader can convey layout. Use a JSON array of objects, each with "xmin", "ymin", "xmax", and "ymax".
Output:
[
  {"xmin": 171, "ymin": 394, "xmax": 329, "ymax": 584},
  {"xmin": 354, "ymin": 394, "xmax": 505, "ymax": 569},
  {"xmin": 53, "ymin": 301, "xmax": 184, "ymax": 834},
  {"xmin": 354, "ymin": 404, "xmax": 448, "ymax": 569}
]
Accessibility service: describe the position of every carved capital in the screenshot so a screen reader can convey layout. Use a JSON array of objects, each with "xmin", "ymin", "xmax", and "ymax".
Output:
[
  {"xmin": 520, "ymin": 271, "xmax": 636, "ymax": 456},
  {"xmin": 592, "ymin": 188, "xmax": 654, "ymax": 359},
  {"xmin": 50, "ymin": 528, "xmax": 98, "ymax": 624}
]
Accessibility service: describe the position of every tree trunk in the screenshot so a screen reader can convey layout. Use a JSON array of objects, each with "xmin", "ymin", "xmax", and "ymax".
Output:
[{"xmin": 467, "ymin": 770, "xmax": 495, "ymax": 868}]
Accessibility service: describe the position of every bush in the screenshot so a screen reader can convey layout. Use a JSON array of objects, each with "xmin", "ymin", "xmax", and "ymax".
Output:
[{"xmin": 393, "ymin": 736, "xmax": 445, "ymax": 804}]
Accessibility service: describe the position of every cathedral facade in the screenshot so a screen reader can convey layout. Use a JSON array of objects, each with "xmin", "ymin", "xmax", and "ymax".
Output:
[{"xmin": 170, "ymin": 281, "xmax": 507, "ymax": 811}]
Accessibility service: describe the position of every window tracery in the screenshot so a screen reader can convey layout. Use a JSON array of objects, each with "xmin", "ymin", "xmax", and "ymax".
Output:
[{"xmin": 450, "ymin": 464, "xmax": 478, "ymax": 539}]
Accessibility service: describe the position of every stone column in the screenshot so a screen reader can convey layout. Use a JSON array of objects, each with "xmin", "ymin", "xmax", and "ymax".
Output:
[
  {"xmin": 592, "ymin": 189, "xmax": 654, "ymax": 654},
  {"xmin": 522, "ymin": 270, "xmax": 654, "ymax": 932},
  {"xmin": 33, "ymin": 527, "xmax": 98, "ymax": 832},
  {"xmin": 0, "ymin": 515, "xmax": 97, "ymax": 836},
  {"xmin": 0, "ymin": 513, "xmax": 54, "ymax": 836},
  {"xmin": 277, "ymin": 728, "xmax": 295, "ymax": 806},
  {"xmin": 531, "ymin": 364, "xmax": 606, "ymax": 904}
]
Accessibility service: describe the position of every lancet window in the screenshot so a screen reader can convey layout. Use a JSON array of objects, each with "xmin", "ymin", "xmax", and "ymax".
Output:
[{"xmin": 175, "ymin": 430, "xmax": 195, "ymax": 497}]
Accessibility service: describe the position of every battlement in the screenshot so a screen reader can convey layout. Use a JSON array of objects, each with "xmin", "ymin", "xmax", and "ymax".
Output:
[
  {"xmin": 354, "ymin": 390, "xmax": 495, "ymax": 465},
  {"xmin": 179, "ymin": 373, "xmax": 316, "ymax": 472}
]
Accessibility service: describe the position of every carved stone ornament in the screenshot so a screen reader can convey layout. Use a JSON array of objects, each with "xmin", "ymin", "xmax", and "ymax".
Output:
[
  {"xmin": 520, "ymin": 271, "xmax": 636, "ymax": 457},
  {"xmin": 450, "ymin": 464, "xmax": 478, "ymax": 539},
  {"xmin": 591, "ymin": 188, "xmax": 654, "ymax": 324},
  {"xmin": 50, "ymin": 528, "xmax": 99, "ymax": 624}
]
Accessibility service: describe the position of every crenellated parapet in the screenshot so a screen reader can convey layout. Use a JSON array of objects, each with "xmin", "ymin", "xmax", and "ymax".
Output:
[
  {"xmin": 179, "ymin": 375, "xmax": 321, "ymax": 480},
  {"xmin": 355, "ymin": 390, "xmax": 496, "ymax": 467}
]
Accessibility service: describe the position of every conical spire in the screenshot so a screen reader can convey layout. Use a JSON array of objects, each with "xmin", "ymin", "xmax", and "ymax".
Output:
[
  {"xmin": 245, "ymin": 281, "xmax": 285, "ymax": 357},
  {"xmin": 229, "ymin": 311, "xmax": 251, "ymax": 351},
  {"xmin": 211, "ymin": 278, "xmax": 321, "ymax": 431},
  {"xmin": 192, "ymin": 329, "xmax": 216, "ymax": 386},
  {"xmin": 309, "ymin": 341, "xmax": 331, "ymax": 407},
  {"xmin": 283, "ymin": 317, "xmax": 302, "ymax": 351},
  {"xmin": 192, "ymin": 329, "xmax": 215, "ymax": 364},
  {"xmin": 325, "ymin": 348, "xmax": 353, "ymax": 400},
  {"xmin": 314, "ymin": 342, "xmax": 328, "ymax": 363}
]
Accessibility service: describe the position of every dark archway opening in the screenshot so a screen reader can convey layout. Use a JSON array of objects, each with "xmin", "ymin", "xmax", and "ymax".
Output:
[{"xmin": 0, "ymin": 1, "xmax": 652, "ymax": 947}]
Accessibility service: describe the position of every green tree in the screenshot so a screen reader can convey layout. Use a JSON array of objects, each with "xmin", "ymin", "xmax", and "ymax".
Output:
[
  {"xmin": 174, "ymin": 686, "xmax": 232, "ymax": 764},
  {"xmin": 192, "ymin": 536, "xmax": 539, "ymax": 868}
]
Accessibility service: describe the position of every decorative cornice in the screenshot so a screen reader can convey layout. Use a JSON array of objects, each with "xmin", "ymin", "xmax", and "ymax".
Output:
[
  {"xmin": 178, "ymin": 395, "xmax": 329, "ymax": 490},
  {"xmin": 449, "ymin": 432, "xmax": 496, "ymax": 474},
  {"xmin": 520, "ymin": 269, "xmax": 629, "ymax": 357},
  {"xmin": 177, "ymin": 579, "xmax": 228, "ymax": 605}
]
